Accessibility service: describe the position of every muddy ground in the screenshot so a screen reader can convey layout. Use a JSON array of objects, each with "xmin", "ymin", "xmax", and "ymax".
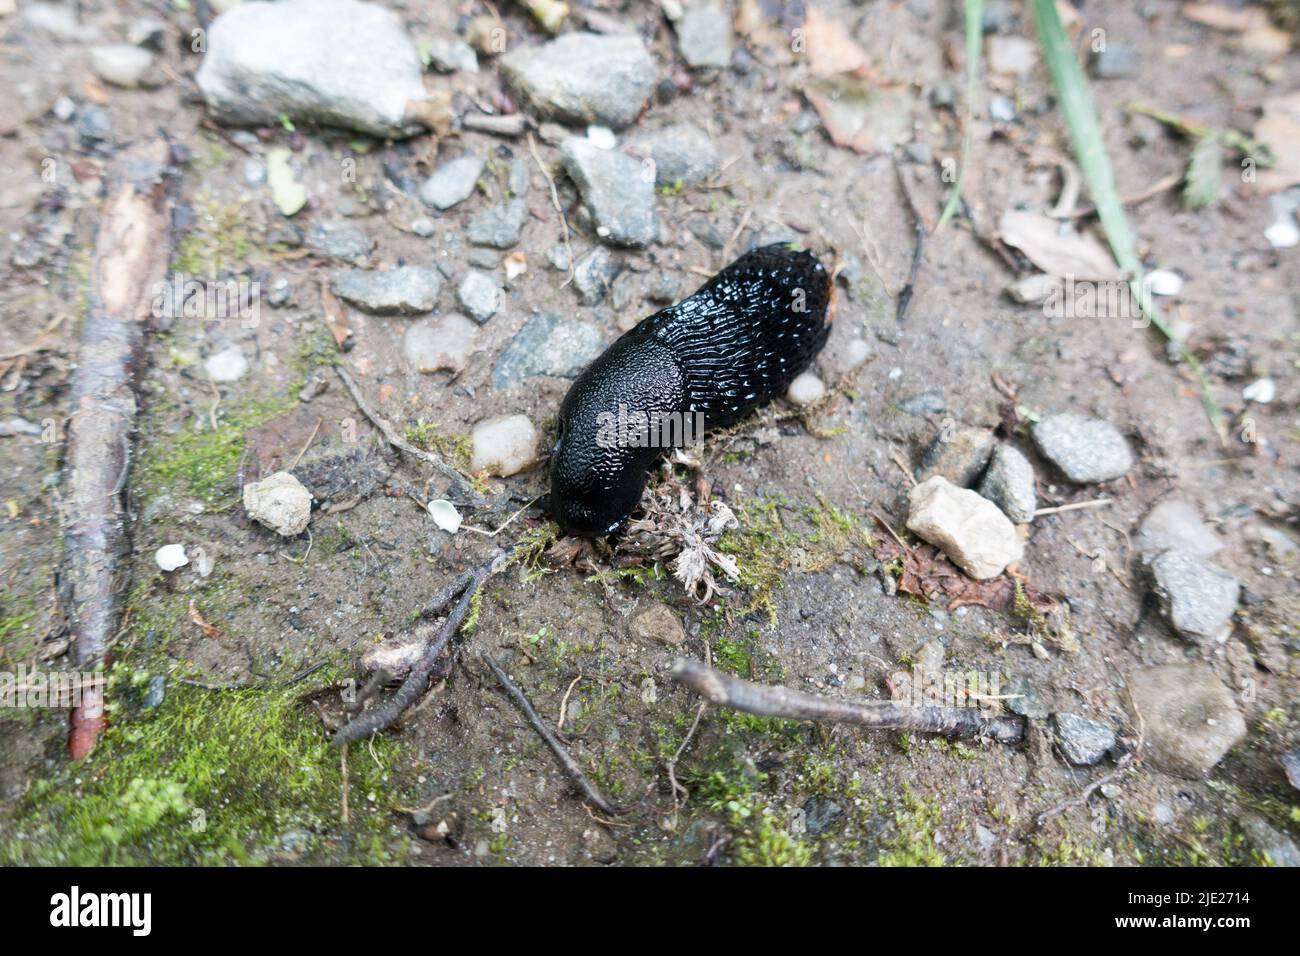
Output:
[{"xmin": 0, "ymin": 0, "xmax": 1297, "ymax": 866}]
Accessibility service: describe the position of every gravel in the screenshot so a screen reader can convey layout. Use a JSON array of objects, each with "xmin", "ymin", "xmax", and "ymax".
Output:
[
  {"xmin": 1149, "ymin": 549, "xmax": 1240, "ymax": 642},
  {"xmin": 403, "ymin": 314, "xmax": 479, "ymax": 374},
  {"xmin": 243, "ymin": 471, "xmax": 313, "ymax": 537},
  {"xmin": 978, "ymin": 444, "xmax": 1037, "ymax": 524},
  {"xmin": 457, "ymin": 269, "xmax": 501, "ymax": 323},
  {"xmin": 572, "ymin": 246, "xmax": 621, "ymax": 305},
  {"xmin": 500, "ymin": 32, "xmax": 655, "ymax": 128},
  {"xmin": 906, "ymin": 476, "xmax": 1024, "ymax": 579},
  {"xmin": 1051, "ymin": 713, "xmax": 1116, "ymax": 766},
  {"xmin": 1137, "ymin": 500, "xmax": 1223, "ymax": 558},
  {"xmin": 469, "ymin": 415, "xmax": 540, "ymax": 476},
  {"xmin": 627, "ymin": 123, "xmax": 720, "ymax": 186},
  {"xmin": 491, "ymin": 313, "xmax": 604, "ymax": 388},
  {"xmin": 331, "ymin": 266, "xmax": 441, "ymax": 315},
  {"xmin": 196, "ymin": 0, "xmax": 428, "ymax": 137},
  {"xmin": 419, "ymin": 154, "xmax": 484, "ymax": 210},
  {"xmin": 673, "ymin": 5, "xmax": 733, "ymax": 69},
  {"xmin": 468, "ymin": 199, "xmax": 528, "ymax": 249},
  {"xmin": 1031, "ymin": 412, "xmax": 1132, "ymax": 483},
  {"xmin": 1127, "ymin": 663, "xmax": 1246, "ymax": 777},
  {"xmin": 560, "ymin": 138, "xmax": 657, "ymax": 247}
]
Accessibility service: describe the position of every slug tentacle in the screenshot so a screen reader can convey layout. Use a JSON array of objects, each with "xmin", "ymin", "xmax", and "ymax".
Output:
[{"xmin": 550, "ymin": 243, "xmax": 832, "ymax": 537}]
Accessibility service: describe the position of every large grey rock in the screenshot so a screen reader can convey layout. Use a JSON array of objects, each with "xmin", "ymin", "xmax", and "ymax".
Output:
[
  {"xmin": 420, "ymin": 154, "xmax": 484, "ymax": 210},
  {"xmin": 196, "ymin": 0, "xmax": 428, "ymax": 137},
  {"xmin": 468, "ymin": 199, "xmax": 528, "ymax": 249},
  {"xmin": 1137, "ymin": 500, "xmax": 1223, "ymax": 558},
  {"xmin": 1051, "ymin": 713, "xmax": 1116, "ymax": 766},
  {"xmin": 916, "ymin": 424, "xmax": 995, "ymax": 487},
  {"xmin": 978, "ymin": 444, "xmax": 1037, "ymax": 524},
  {"xmin": 500, "ymin": 32, "xmax": 655, "ymax": 129},
  {"xmin": 906, "ymin": 476, "xmax": 1024, "ymax": 579},
  {"xmin": 560, "ymin": 139, "xmax": 656, "ymax": 247},
  {"xmin": 1149, "ymin": 550, "xmax": 1239, "ymax": 642},
  {"xmin": 674, "ymin": 5, "xmax": 733, "ymax": 69},
  {"xmin": 1238, "ymin": 813, "xmax": 1300, "ymax": 867},
  {"xmin": 628, "ymin": 123, "xmax": 720, "ymax": 187},
  {"xmin": 492, "ymin": 313, "xmax": 603, "ymax": 388},
  {"xmin": 331, "ymin": 266, "xmax": 441, "ymax": 315},
  {"xmin": 1127, "ymin": 663, "xmax": 1246, "ymax": 777},
  {"xmin": 1032, "ymin": 412, "xmax": 1132, "ymax": 483}
]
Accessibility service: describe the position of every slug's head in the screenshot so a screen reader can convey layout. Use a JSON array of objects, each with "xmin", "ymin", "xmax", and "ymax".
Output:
[{"xmin": 550, "ymin": 334, "xmax": 687, "ymax": 537}]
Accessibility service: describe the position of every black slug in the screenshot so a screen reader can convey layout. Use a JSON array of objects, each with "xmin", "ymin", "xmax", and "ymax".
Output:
[{"xmin": 550, "ymin": 243, "xmax": 833, "ymax": 536}]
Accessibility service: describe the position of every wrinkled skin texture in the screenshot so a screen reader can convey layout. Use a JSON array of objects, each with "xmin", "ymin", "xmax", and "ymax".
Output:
[{"xmin": 551, "ymin": 244, "xmax": 832, "ymax": 536}]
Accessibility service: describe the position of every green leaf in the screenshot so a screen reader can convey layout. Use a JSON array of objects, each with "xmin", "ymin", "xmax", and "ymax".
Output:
[
  {"xmin": 1030, "ymin": 0, "xmax": 1224, "ymax": 440},
  {"xmin": 266, "ymin": 148, "xmax": 306, "ymax": 217},
  {"xmin": 1183, "ymin": 132, "xmax": 1223, "ymax": 210},
  {"xmin": 936, "ymin": 0, "xmax": 985, "ymax": 231}
]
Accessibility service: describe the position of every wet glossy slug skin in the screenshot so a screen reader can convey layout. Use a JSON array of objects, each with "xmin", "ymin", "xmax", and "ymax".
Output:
[{"xmin": 550, "ymin": 243, "xmax": 833, "ymax": 536}]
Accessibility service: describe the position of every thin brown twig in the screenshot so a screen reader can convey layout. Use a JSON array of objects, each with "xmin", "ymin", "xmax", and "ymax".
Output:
[
  {"xmin": 527, "ymin": 132, "xmax": 574, "ymax": 287},
  {"xmin": 482, "ymin": 652, "xmax": 622, "ymax": 817},
  {"xmin": 893, "ymin": 154, "xmax": 929, "ymax": 323},
  {"xmin": 670, "ymin": 659, "xmax": 1025, "ymax": 744}
]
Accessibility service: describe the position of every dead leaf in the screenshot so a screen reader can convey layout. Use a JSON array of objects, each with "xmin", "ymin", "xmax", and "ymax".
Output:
[
  {"xmin": 998, "ymin": 210, "xmax": 1123, "ymax": 281},
  {"xmin": 188, "ymin": 599, "xmax": 223, "ymax": 639},
  {"xmin": 804, "ymin": 75, "xmax": 914, "ymax": 154},
  {"xmin": 320, "ymin": 281, "xmax": 352, "ymax": 348},
  {"xmin": 1248, "ymin": 90, "xmax": 1300, "ymax": 195},
  {"xmin": 735, "ymin": 0, "xmax": 802, "ymax": 66},
  {"xmin": 801, "ymin": 7, "xmax": 869, "ymax": 77}
]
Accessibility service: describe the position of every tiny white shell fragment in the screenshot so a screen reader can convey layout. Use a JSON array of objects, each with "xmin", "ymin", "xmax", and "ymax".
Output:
[
  {"xmin": 1243, "ymin": 378, "xmax": 1276, "ymax": 404},
  {"xmin": 155, "ymin": 544, "xmax": 189, "ymax": 572},
  {"xmin": 586, "ymin": 125, "xmax": 617, "ymax": 149},
  {"xmin": 427, "ymin": 498, "xmax": 463, "ymax": 533},
  {"xmin": 1143, "ymin": 269, "xmax": 1184, "ymax": 297}
]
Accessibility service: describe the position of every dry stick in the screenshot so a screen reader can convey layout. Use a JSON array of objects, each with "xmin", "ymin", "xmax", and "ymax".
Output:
[
  {"xmin": 333, "ymin": 364, "xmax": 482, "ymax": 504},
  {"xmin": 62, "ymin": 140, "xmax": 176, "ymax": 760},
  {"xmin": 331, "ymin": 551, "xmax": 508, "ymax": 746},
  {"xmin": 893, "ymin": 155, "xmax": 929, "ymax": 323},
  {"xmin": 527, "ymin": 132, "xmax": 574, "ymax": 288},
  {"xmin": 1033, "ymin": 498, "xmax": 1112, "ymax": 517},
  {"xmin": 671, "ymin": 659, "xmax": 1025, "ymax": 744},
  {"xmin": 482, "ymin": 652, "xmax": 621, "ymax": 817}
]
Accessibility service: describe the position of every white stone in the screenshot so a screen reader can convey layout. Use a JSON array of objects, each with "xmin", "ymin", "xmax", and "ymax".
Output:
[
  {"xmin": 403, "ymin": 314, "xmax": 479, "ymax": 374},
  {"xmin": 906, "ymin": 476, "xmax": 1024, "ymax": 580},
  {"xmin": 786, "ymin": 372, "xmax": 826, "ymax": 406},
  {"xmin": 1243, "ymin": 378, "xmax": 1276, "ymax": 404},
  {"xmin": 154, "ymin": 544, "xmax": 189, "ymax": 572},
  {"xmin": 586, "ymin": 125, "xmax": 617, "ymax": 149},
  {"xmin": 243, "ymin": 471, "xmax": 312, "ymax": 536},
  {"xmin": 469, "ymin": 415, "xmax": 540, "ymax": 477},
  {"xmin": 91, "ymin": 44, "xmax": 157, "ymax": 88},
  {"xmin": 205, "ymin": 346, "xmax": 248, "ymax": 382},
  {"xmin": 1143, "ymin": 269, "xmax": 1184, "ymax": 297}
]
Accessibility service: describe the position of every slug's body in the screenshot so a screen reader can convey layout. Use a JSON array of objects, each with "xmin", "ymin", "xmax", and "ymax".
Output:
[{"xmin": 551, "ymin": 243, "xmax": 833, "ymax": 536}]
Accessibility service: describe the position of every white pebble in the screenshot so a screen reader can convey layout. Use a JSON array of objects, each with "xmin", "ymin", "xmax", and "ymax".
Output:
[
  {"xmin": 469, "ymin": 415, "xmax": 540, "ymax": 477},
  {"xmin": 1143, "ymin": 269, "xmax": 1184, "ymax": 297},
  {"xmin": 586, "ymin": 125, "xmax": 617, "ymax": 149},
  {"xmin": 1243, "ymin": 378, "xmax": 1276, "ymax": 404},
  {"xmin": 154, "ymin": 543, "xmax": 188, "ymax": 572},
  {"xmin": 426, "ymin": 498, "xmax": 463, "ymax": 533},
  {"xmin": 1265, "ymin": 219, "xmax": 1299, "ymax": 248},
  {"xmin": 205, "ymin": 345, "xmax": 248, "ymax": 382},
  {"xmin": 786, "ymin": 371, "xmax": 826, "ymax": 406}
]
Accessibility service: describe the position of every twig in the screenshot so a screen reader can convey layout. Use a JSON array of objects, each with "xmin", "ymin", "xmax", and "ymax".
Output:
[
  {"xmin": 340, "ymin": 743, "xmax": 350, "ymax": 825},
  {"xmin": 665, "ymin": 702, "xmax": 706, "ymax": 825},
  {"xmin": 670, "ymin": 659, "xmax": 1025, "ymax": 744},
  {"xmin": 482, "ymin": 652, "xmax": 622, "ymax": 816},
  {"xmin": 527, "ymin": 132, "xmax": 574, "ymax": 287},
  {"xmin": 332, "ymin": 551, "xmax": 509, "ymax": 745},
  {"xmin": 334, "ymin": 364, "xmax": 481, "ymax": 503},
  {"xmin": 289, "ymin": 416, "xmax": 322, "ymax": 470},
  {"xmin": 557, "ymin": 674, "xmax": 583, "ymax": 732},
  {"xmin": 893, "ymin": 154, "xmax": 928, "ymax": 323},
  {"xmin": 1033, "ymin": 498, "xmax": 1112, "ymax": 517}
]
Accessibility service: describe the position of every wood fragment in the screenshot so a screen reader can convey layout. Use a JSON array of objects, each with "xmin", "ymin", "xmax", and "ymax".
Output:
[
  {"xmin": 482, "ymin": 652, "xmax": 622, "ymax": 816},
  {"xmin": 62, "ymin": 140, "xmax": 176, "ymax": 759},
  {"xmin": 670, "ymin": 659, "xmax": 1025, "ymax": 744}
]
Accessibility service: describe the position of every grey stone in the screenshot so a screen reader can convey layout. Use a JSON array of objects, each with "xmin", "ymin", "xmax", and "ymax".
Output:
[
  {"xmin": 930, "ymin": 82, "xmax": 956, "ymax": 110},
  {"xmin": 897, "ymin": 389, "xmax": 945, "ymax": 417},
  {"xmin": 988, "ymin": 95, "xmax": 1016, "ymax": 123},
  {"xmin": 423, "ymin": 37, "xmax": 478, "ymax": 74},
  {"xmin": 546, "ymin": 244, "xmax": 570, "ymax": 271},
  {"xmin": 410, "ymin": 216, "xmax": 436, "ymax": 238},
  {"xmin": 1127, "ymin": 663, "xmax": 1246, "ymax": 777},
  {"xmin": 307, "ymin": 220, "xmax": 373, "ymax": 261},
  {"xmin": 1137, "ymin": 500, "xmax": 1223, "ymax": 558},
  {"xmin": 688, "ymin": 216, "xmax": 726, "ymax": 249},
  {"xmin": 468, "ymin": 199, "xmax": 527, "ymax": 249},
  {"xmin": 1091, "ymin": 44, "xmax": 1139, "ymax": 80},
  {"xmin": 572, "ymin": 247, "xmax": 621, "ymax": 305},
  {"xmin": 1052, "ymin": 712, "xmax": 1116, "ymax": 766},
  {"xmin": 467, "ymin": 248, "xmax": 498, "ymax": 269},
  {"xmin": 196, "ymin": 0, "xmax": 428, "ymax": 137},
  {"xmin": 674, "ymin": 5, "xmax": 733, "ymax": 69},
  {"xmin": 127, "ymin": 17, "xmax": 167, "ymax": 50},
  {"xmin": 77, "ymin": 105, "xmax": 113, "ymax": 145},
  {"xmin": 331, "ymin": 266, "xmax": 441, "ymax": 315},
  {"xmin": 1005, "ymin": 676, "xmax": 1048, "ymax": 720},
  {"xmin": 457, "ymin": 269, "xmax": 501, "ymax": 323},
  {"xmin": 560, "ymin": 138, "xmax": 657, "ymax": 247},
  {"xmin": 403, "ymin": 314, "xmax": 479, "ymax": 374},
  {"xmin": 1238, "ymin": 813, "xmax": 1300, "ymax": 867},
  {"xmin": 491, "ymin": 314, "xmax": 603, "ymax": 388},
  {"xmin": 1149, "ymin": 550, "xmax": 1239, "ymax": 642},
  {"xmin": 979, "ymin": 445, "xmax": 1037, "ymax": 524},
  {"xmin": 628, "ymin": 123, "xmax": 720, "ymax": 187},
  {"xmin": 1032, "ymin": 413, "xmax": 1132, "ymax": 483},
  {"xmin": 22, "ymin": 3, "xmax": 101, "ymax": 42},
  {"xmin": 500, "ymin": 32, "xmax": 655, "ymax": 129},
  {"xmin": 917, "ymin": 424, "xmax": 995, "ymax": 487},
  {"xmin": 419, "ymin": 154, "xmax": 484, "ymax": 210},
  {"xmin": 801, "ymin": 795, "xmax": 843, "ymax": 836},
  {"xmin": 143, "ymin": 676, "xmax": 166, "ymax": 709}
]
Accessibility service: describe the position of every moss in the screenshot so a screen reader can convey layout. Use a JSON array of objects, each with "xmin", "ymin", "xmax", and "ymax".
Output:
[
  {"xmin": 405, "ymin": 420, "xmax": 472, "ymax": 471},
  {"xmin": 2, "ymin": 668, "xmax": 410, "ymax": 865},
  {"xmin": 875, "ymin": 786, "xmax": 946, "ymax": 867},
  {"xmin": 172, "ymin": 191, "xmax": 264, "ymax": 279}
]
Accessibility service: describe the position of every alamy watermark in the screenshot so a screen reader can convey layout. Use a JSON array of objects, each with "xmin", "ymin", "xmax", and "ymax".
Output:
[
  {"xmin": 150, "ymin": 273, "xmax": 261, "ymax": 329},
  {"xmin": 595, "ymin": 405, "xmax": 707, "ymax": 450},
  {"xmin": 889, "ymin": 666, "xmax": 1003, "ymax": 716},
  {"xmin": 0, "ymin": 664, "xmax": 104, "ymax": 715}
]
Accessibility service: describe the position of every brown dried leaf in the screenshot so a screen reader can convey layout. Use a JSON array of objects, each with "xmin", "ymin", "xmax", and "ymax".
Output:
[
  {"xmin": 188, "ymin": 599, "xmax": 223, "ymax": 639},
  {"xmin": 801, "ymin": 7, "xmax": 868, "ymax": 78},
  {"xmin": 998, "ymin": 210, "xmax": 1123, "ymax": 281}
]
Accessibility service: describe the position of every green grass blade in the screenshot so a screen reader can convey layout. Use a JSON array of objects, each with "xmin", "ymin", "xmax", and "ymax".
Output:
[
  {"xmin": 1030, "ymin": 0, "xmax": 1225, "ymax": 439},
  {"xmin": 936, "ymin": 0, "xmax": 985, "ymax": 231}
]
